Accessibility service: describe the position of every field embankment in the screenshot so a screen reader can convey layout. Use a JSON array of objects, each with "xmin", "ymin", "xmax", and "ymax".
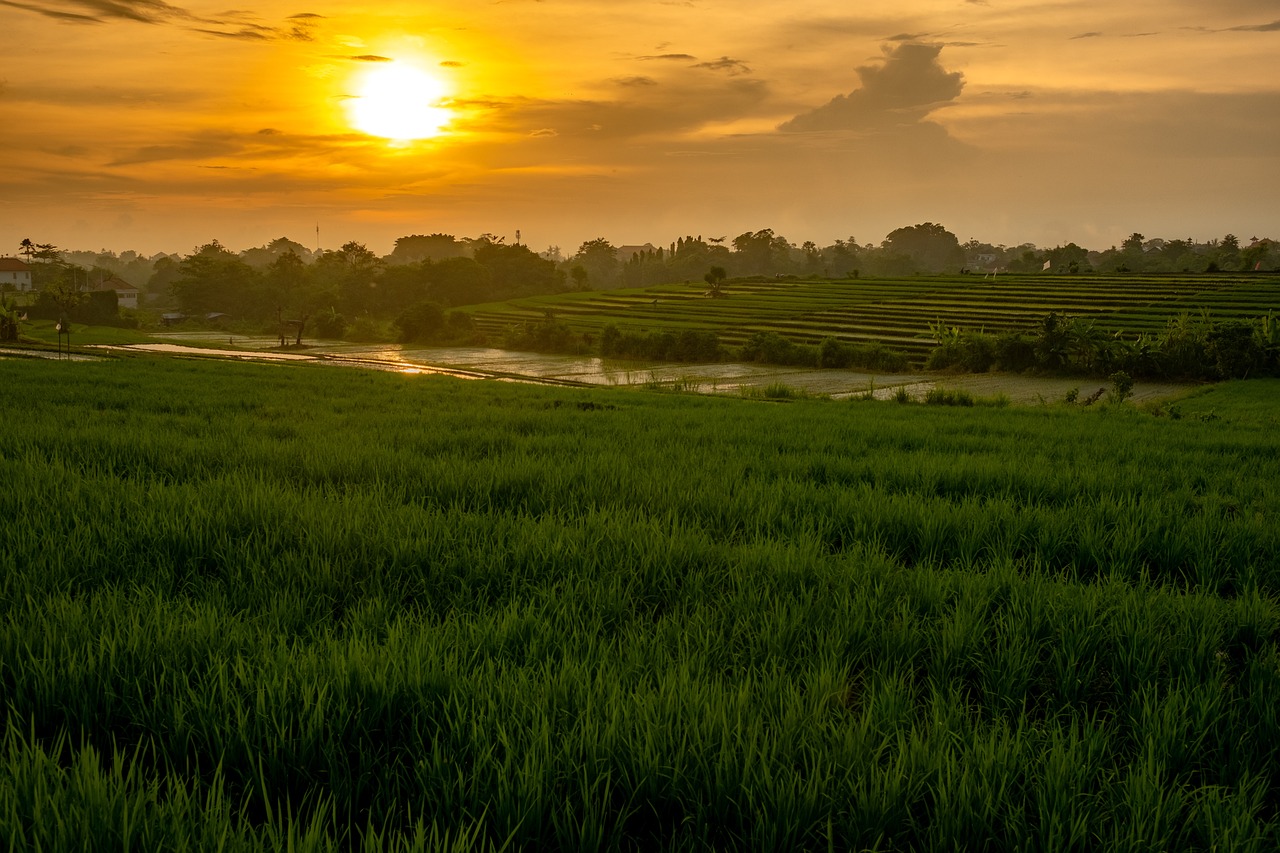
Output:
[{"xmin": 2, "ymin": 358, "xmax": 1279, "ymax": 850}]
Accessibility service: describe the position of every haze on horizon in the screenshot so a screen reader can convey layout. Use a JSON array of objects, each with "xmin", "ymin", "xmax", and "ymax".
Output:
[{"xmin": 2, "ymin": 0, "xmax": 1278, "ymax": 258}]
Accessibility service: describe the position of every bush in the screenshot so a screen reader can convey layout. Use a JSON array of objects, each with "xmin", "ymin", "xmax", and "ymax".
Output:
[
  {"xmin": 395, "ymin": 300, "xmax": 446, "ymax": 344},
  {"xmin": 600, "ymin": 324, "xmax": 722, "ymax": 362},
  {"xmin": 924, "ymin": 387, "xmax": 975, "ymax": 406},
  {"xmin": 739, "ymin": 332, "xmax": 816, "ymax": 367},
  {"xmin": 313, "ymin": 309, "xmax": 347, "ymax": 339},
  {"xmin": 1107, "ymin": 371, "xmax": 1135, "ymax": 404}
]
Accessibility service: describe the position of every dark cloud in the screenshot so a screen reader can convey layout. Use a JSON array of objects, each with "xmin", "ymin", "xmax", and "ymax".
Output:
[
  {"xmin": 886, "ymin": 32, "xmax": 927, "ymax": 42},
  {"xmin": 0, "ymin": 0, "xmax": 187, "ymax": 24},
  {"xmin": 193, "ymin": 25, "xmax": 271, "ymax": 40},
  {"xmin": 637, "ymin": 53, "xmax": 696, "ymax": 61},
  {"xmin": 692, "ymin": 56, "xmax": 751, "ymax": 76},
  {"xmin": 44, "ymin": 144, "xmax": 91, "ymax": 156},
  {"xmin": 1071, "ymin": 31, "xmax": 1103, "ymax": 40},
  {"xmin": 3, "ymin": 0, "xmax": 319, "ymax": 40},
  {"xmin": 348, "ymin": 54, "xmax": 392, "ymax": 62},
  {"xmin": 109, "ymin": 134, "xmax": 241, "ymax": 166},
  {"xmin": 464, "ymin": 76, "xmax": 770, "ymax": 143},
  {"xmin": 0, "ymin": 0, "xmax": 101, "ymax": 22},
  {"xmin": 779, "ymin": 43, "xmax": 964, "ymax": 133},
  {"xmin": 614, "ymin": 76, "xmax": 658, "ymax": 87},
  {"xmin": 1225, "ymin": 19, "xmax": 1280, "ymax": 32},
  {"xmin": 440, "ymin": 60, "xmax": 464, "ymax": 68}
]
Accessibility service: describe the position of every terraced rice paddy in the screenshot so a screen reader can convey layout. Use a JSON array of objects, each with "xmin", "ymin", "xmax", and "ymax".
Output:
[
  {"xmin": 465, "ymin": 272, "xmax": 1280, "ymax": 362},
  {"xmin": 3, "ymin": 356, "xmax": 1280, "ymax": 850}
]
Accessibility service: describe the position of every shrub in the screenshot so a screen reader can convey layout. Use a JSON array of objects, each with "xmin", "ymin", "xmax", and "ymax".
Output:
[
  {"xmin": 925, "ymin": 387, "xmax": 975, "ymax": 406},
  {"xmin": 1107, "ymin": 371, "xmax": 1134, "ymax": 404},
  {"xmin": 395, "ymin": 300, "xmax": 446, "ymax": 344}
]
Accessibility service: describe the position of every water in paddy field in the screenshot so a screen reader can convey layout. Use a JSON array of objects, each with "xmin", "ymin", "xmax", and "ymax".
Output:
[{"xmin": 93, "ymin": 334, "xmax": 1189, "ymax": 404}]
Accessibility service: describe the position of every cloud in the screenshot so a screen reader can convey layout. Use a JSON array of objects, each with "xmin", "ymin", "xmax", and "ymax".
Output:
[
  {"xmin": 1224, "ymin": 19, "xmax": 1280, "ymax": 32},
  {"xmin": 614, "ymin": 76, "xmax": 658, "ymax": 87},
  {"xmin": 637, "ymin": 53, "xmax": 697, "ymax": 61},
  {"xmin": 0, "ymin": 0, "xmax": 186, "ymax": 24},
  {"xmin": 108, "ymin": 133, "xmax": 242, "ymax": 166},
  {"xmin": 1071, "ymin": 31, "xmax": 1103, "ymax": 39},
  {"xmin": 691, "ymin": 57, "xmax": 752, "ymax": 76},
  {"xmin": 460, "ymin": 75, "xmax": 771, "ymax": 143},
  {"xmin": 2, "ymin": 0, "xmax": 320, "ymax": 39},
  {"xmin": 0, "ymin": 0, "xmax": 101, "ymax": 22},
  {"xmin": 348, "ymin": 54, "xmax": 392, "ymax": 62},
  {"xmin": 779, "ymin": 42, "xmax": 964, "ymax": 133},
  {"xmin": 440, "ymin": 60, "xmax": 464, "ymax": 68}
]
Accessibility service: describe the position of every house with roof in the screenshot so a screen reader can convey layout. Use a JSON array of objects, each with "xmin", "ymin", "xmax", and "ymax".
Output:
[
  {"xmin": 91, "ymin": 273, "xmax": 140, "ymax": 310},
  {"xmin": 0, "ymin": 257, "xmax": 34, "ymax": 292}
]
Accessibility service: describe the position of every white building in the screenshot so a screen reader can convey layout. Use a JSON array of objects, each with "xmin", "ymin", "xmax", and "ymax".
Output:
[
  {"xmin": 94, "ymin": 274, "xmax": 140, "ymax": 310},
  {"xmin": 0, "ymin": 257, "xmax": 34, "ymax": 291}
]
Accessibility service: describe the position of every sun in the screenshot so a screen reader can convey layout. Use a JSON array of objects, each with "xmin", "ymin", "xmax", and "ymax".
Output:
[{"xmin": 348, "ymin": 62, "xmax": 451, "ymax": 141}]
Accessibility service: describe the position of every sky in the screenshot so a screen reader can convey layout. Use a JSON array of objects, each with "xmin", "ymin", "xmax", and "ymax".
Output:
[{"xmin": 2, "ymin": 0, "xmax": 1278, "ymax": 258}]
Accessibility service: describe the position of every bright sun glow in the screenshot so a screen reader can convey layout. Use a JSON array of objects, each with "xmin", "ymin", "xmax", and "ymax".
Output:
[{"xmin": 348, "ymin": 63, "xmax": 451, "ymax": 141}]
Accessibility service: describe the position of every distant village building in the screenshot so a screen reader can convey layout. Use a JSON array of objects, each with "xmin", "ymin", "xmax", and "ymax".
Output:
[
  {"xmin": 0, "ymin": 257, "xmax": 34, "ymax": 291},
  {"xmin": 615, "ymin": 243, "xmax": 658, "ymax": 262}
]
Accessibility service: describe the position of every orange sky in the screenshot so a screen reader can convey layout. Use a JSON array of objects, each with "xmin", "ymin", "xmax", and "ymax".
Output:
[{"xmin": 2, "ymin": 0, "xmax": 1278, "ymax": 256}]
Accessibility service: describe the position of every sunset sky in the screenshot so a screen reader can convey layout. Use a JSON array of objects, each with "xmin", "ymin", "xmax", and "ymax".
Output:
[{"xmin": 3, "ymin": 0, "xmax": 1278, "ymax": 257}]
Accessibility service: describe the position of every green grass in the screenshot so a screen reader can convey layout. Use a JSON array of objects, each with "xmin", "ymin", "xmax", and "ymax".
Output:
[
  {"xmin": 2, "ymin": 356, "xmax": 1280, "ymax": 849},
  {"xmin": 17, "ymin": 320, "xmax": 152, "ymax": 347}
]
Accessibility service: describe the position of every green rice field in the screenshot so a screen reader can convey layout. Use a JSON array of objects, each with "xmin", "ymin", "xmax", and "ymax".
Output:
[
  {"xmin": 2, "ymin": 355, "xmax": 1279, "ymax": 850},
  {"xmin": 465, "ymin": 272, "xmax": 1280, "ymax": 362}
]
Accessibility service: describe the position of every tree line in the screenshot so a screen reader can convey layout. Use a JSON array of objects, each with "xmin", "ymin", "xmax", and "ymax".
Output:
[{"xmin": 9, "ymin": 226, "xmax": 1277, "ymax": 344}]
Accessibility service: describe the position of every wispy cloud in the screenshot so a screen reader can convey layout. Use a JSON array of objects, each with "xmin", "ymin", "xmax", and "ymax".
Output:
[
  {"xmin": 0, "ymin": 0, "xmax": 187, "ymax": 24},
  {"xmin": 1224, "ymin": 19, "xmax": 1280, "ymax": 32},
  {"xmin": 1, "ymin": 0, "xmax": 320, "ymax": 40},
  {"xmin": 691, "ymin": 56, "xmax": 751, "ymax": 76}
]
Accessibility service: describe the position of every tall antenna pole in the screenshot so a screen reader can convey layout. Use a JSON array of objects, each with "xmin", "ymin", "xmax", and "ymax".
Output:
[
  {"xmin": 515, "ymin": 229, "xmax": 521, "ymax": 246},
  {"xmin": 315, "ymin": 223, "xmax": 320, "ymax": 253}
]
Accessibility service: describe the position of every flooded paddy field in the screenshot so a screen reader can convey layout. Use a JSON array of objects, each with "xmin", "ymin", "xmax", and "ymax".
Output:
[{"xmin": 124, "ymin": 333, "xmax": 1191, "ymax": 404}]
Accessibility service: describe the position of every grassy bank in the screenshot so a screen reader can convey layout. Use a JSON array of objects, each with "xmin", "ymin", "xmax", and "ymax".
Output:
[{"xmin": 2, "ymin": 357, "xmax": 1279, "ymax": 850}]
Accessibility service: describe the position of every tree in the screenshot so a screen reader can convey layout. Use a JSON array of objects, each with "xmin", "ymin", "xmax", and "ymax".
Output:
[
  {"xmin": 572, "ymin": 238, "xmax": 621, "ymax": 289},
  {"xmin": 171, "ymin": 241, "xmax": 261, "ymax": 315},
  {"xmin": 428, "ymin": 257, "xmax": 492, "ymax": 306},
  {"xmin": 703, "ymin": 266, "xmax": 727, "ymax": 296},
  {"xmin": 241, "ymin": 237, "xmax": 314, "ymax": 269},
  {"xmin": 313, "ymin": 241, "xmax": 382, "ymax": 313},
  {"xmin": 265, "ymin": 251, "xmax": 312, "ymax": 316},
  {"xmin": 880, "ymin": 223, "xmax": 963, "ymax": 273},
  {"xmin": 731, "ymin": 229, "xmax": 790, "ymax": 276},
  {"xmin": 388, "ymin": 234, "xmax": 467, "ymax": 265},
  {"xmin": 471, "ymin": 239, "xmax": 564, "ymax": 300}
]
